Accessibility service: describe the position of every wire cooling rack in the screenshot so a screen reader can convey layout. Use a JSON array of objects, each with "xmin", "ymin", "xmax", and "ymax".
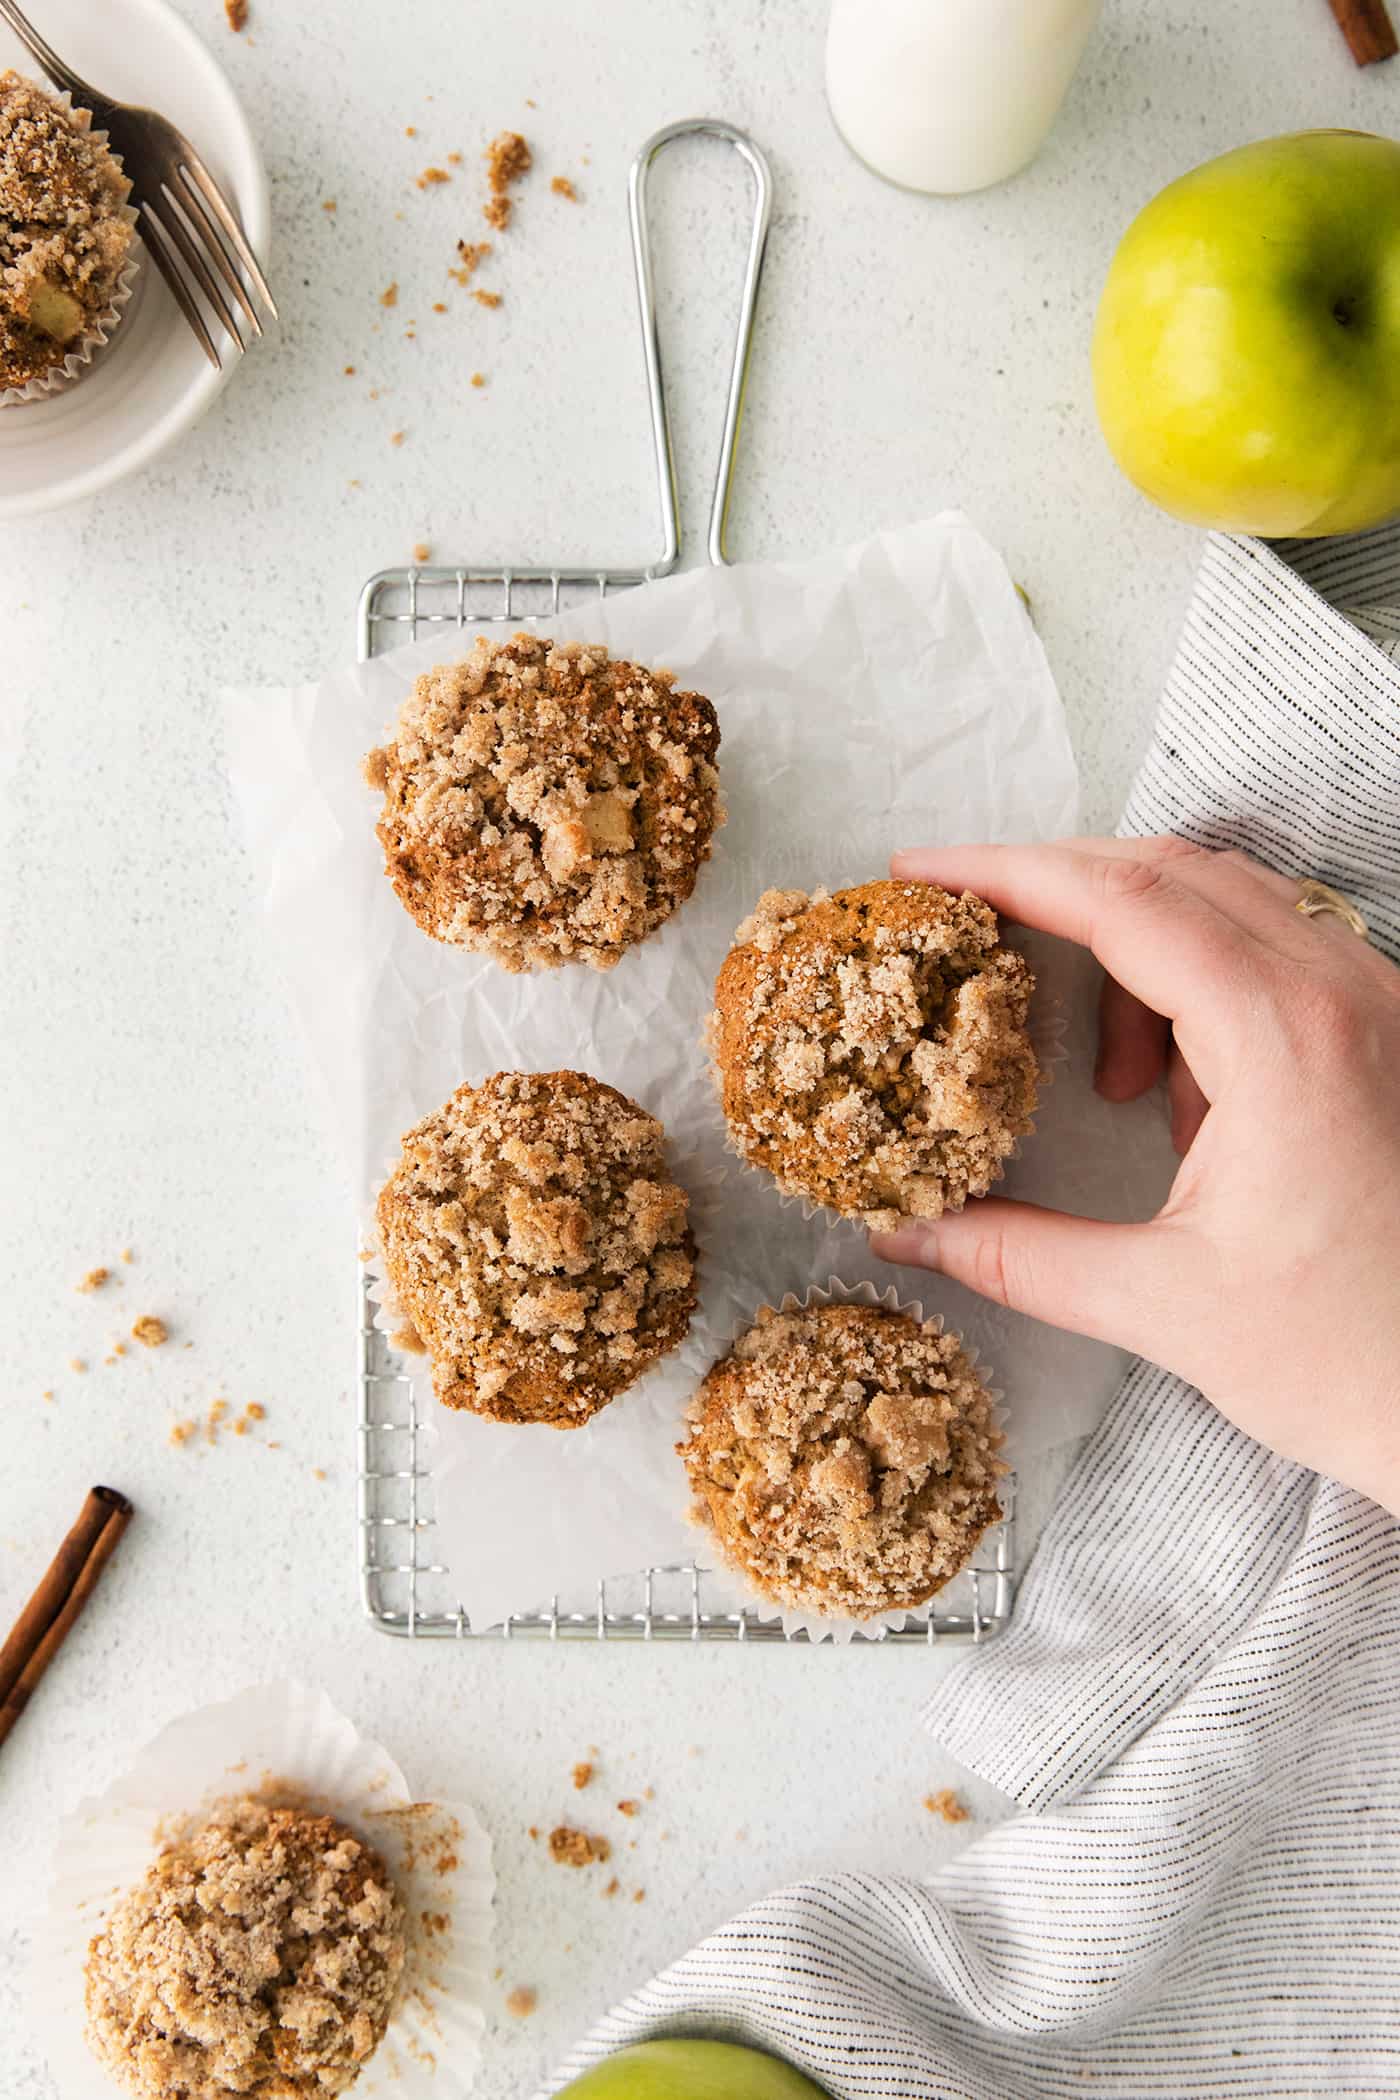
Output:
[{"xmin": 355, "ymin": 120, "xmax": 1017, "ymax": 1642}]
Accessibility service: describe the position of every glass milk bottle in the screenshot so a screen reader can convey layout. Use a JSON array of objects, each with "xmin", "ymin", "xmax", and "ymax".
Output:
[{"xmin": 826, "ymin": 0, "xmax": 1104, "ymax": 196}]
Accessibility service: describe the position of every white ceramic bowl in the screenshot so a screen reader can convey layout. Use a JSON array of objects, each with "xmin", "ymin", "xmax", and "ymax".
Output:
[{"xmin": 0, "ymin": 0, "xmax": 269, "ymax": 518}]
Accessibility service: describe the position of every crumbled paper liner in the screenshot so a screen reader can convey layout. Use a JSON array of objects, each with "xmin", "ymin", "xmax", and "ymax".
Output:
[
  {"xmin": 0, "ymin": 87, "xmax": 140, "ymax": 408},
  {"xmin": 28, "ymin": 1681, "xmax": 495, "ymax": 2100},
  {"xmin": 360, "ymin": 1121, "xmax": 727, "ymax": 1424},
  {"xmin": 705, "ymin": 992, "xmax": 1070, "ymax": 1233},
  {"xmin": 686, "ymin": 1275, "xmax": 1008, "ymax": 1646}
]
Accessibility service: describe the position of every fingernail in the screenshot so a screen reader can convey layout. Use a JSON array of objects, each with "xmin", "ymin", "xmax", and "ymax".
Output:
[{"xmin": 870, "ymin": 1222, "xmax": 938, "ymax": 1267}]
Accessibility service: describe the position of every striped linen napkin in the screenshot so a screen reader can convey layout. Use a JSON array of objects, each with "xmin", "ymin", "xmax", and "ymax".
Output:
[{"xmin": 546, "ymin": 527, "xmax": 1400, "ymax": 2099}]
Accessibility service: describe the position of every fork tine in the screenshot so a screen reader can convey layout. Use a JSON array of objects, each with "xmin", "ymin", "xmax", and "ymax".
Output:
[
  {"xmin": 178, "ymin": 155, "xmax": 277, "ymax": 318},
  {"xmin": 139, "ymin": 205, "xmax": 221, "ymax": 371},
  {"xmin": 174, "ymin": 169, "xmax": 261, "ymax": 338},
  {"xmin": 155, "ymin": 185, "xmax": 246, "ymax": 351}
]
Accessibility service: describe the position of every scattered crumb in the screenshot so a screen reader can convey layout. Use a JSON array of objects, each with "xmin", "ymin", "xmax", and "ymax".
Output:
[
  {"xmin": 313, "ymin": 1467, "xmax": 328, "ymax": 1481},
  {"xmin": 245, "ymin": 1401, "xmax": 266, "ymax": 1420},
  {"xmin": 405, "ymin": 126, "xmax": 417, "ymax": 138},
  {"xmin": 616, "ymin": 1800, "xmax": 640, "ymax": 1818},
  {"xmin": 548, "ymin": 1827, "xmax": 610, "ymax": 1868},
  {"xmin": 448, "ymin": 151, "xmax": 462, "ymax": 166},
  {"xmin": 112, "ymin": 1342, "xmax": 127, "ymax": 1358},
  {"xmin": 344, "ymin": 364, "xmax": 356, "ymax": 375},
  {"xmin": 391, "ymin": 429, "xmax": 406, "ymax": 444},
  {"xmin": 413, "ymin": 543, "xmax": 432, "ymax": 563},
  {"xmin": 322, "ymin": 200, "xmax": 337, "ymax": 213},
  {"xmin": 451, "ymin": 239, "xmax": 492, "ymax": 286},
  {"xmin": 132, "ymin": 1315, "xmax": 168, "ymax": 1348},
  {"xmin": 234, "ymin": 1417, "xmax": 249, "ymax": 1437},
  {"xmin": 41, "ymin": 1389, "xmax": 53, "ymax": 1403},
  {"xmin": 69, "ymin": 1358, "xmax": 86, "ymax": 1374},
  {"xmin": 103, "ymin": 1354, "xmax": 116, "ymax": 1366},
  {"xmin": 527, "ymin": 1826, "xmax": 540, "ymax": 1842},
  {"xmin": 643, "ymin": 1787, "xmax": 655, "ymax": 1801},
  {"xmin": 602, "ymin": 1877, "xmax": 619, "ymax": 1898},
  {"xmin": 225, "ymin": 0, "xmax": 247, "ymax": 29},
  {"xmin": 470, "ymin": 372, "xmax": 485, "ymax": 389},
  {"xmin": 266, "ymin": 1440, "xmax": 281, "ymax": 1450},
  {"xmin": 417, "ymin": 166, "xmax": 451, "ymax": 189},
  {"xmin": 526, "ymin": 97, "xmax": 537, "ymax": 108},
  {"xmin": 206, "ymin": 1398, "xmax": 230, "ymax": 1445},
  {"xmin": 380, "ymin": 282, "xmax": 399, "ymax": 308},
  {"xmin": 77, "ymin": 1267, "xmax": 110, "ymax": 1293},
  {"xmin": 572, "ymin": 1762, "xmax": 593, "ymax": 1791},
  {"xmin": 169, "ymin": 1419, "xmax": 196, "ymax": 1447},
  {"xmin": 632, "ymin": 1889, "xmax": 645, "ymax": 1904},
  {"xmin": 504, "ymin": 1987, "xmax": 537, "ymax": 2019},
  {"xmin": 551, "ymin": 176, "xmax": 578, "ymax": 202},
  {"xmin": 924, "ymin": 1789, "xmax": 971, "ymax": 1824},
  {"xmin": 431, "ymin": 301, "xmax": 448, "ymax": 313},
  {"xmin": 493, "ymin": 1966, "xmax": 503, "ymax": 1982},
  {"xmin": 483, "ymin": 131, "xmax": 531, "ymax": 232},
  {"xmin": 472, "ymin": 289, "xmax": 502, "ymax": 309}
]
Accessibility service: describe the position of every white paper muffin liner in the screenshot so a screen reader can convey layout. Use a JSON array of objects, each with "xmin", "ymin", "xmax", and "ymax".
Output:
[
  {"xmin": 705, "ymin": 967, "xmax": 1070, "ymax": 1234},
  {"xmin": 1, "ymin": 85, "xmax": 141, "ymax": 408},
  {"xmin": 683, "ymin": 1275, "xmax": 1008, "ymax": 1646},
  {"xmin": 28, "ymin": 1680, "xmax": 495, "ymax": 2100}
]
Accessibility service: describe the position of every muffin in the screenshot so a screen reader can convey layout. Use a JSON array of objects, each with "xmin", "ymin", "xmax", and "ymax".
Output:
[
  {"xmin": 679, "ymin": 1301, "xmax": 1003, "ymax": 1619},
  {"xmin": 364, "ymin": 633, "xmax": 722, "ymax": 971},
  {"xmin": 0, "ymin": 71, "xmax": 133, "ymax": 397},
  {"xmin": 376, "ymin": 1070, "xmax": 697, "ymax": 1425},
  {"xmin": 84, "ymin": 1797, "xmax": 406, "ymax": 2100},
  {"xmin": 710, "ymin": 880, "xmax": 1038, "ymax": 1228}
]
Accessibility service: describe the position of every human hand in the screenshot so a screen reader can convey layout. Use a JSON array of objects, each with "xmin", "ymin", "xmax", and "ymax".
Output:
[{"xmin": 871, "ymin": 838, "xmax": 1400, "ymax": 1515}]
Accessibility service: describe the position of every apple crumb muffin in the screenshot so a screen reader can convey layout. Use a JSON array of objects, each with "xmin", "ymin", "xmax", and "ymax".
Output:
[
  {"xmin": 84, "ymin": 1797, "xmax": 406, "ymax": 2100},
  {"xmin": 0, "ymin": 71, "xmax": 133, "ymax": 393},
  {"xmin": 680, "ymin": 1302, "xmax": 1003, "ymax": 1619},
  {"xmin": 710, "ymin": 880, "xmax": 1038, "ymax": 1228},
  {"xmin": 364, "ymin": 633, "xmax": 722, "ymax": 972},
  {"xmin": 376, "ymin": 1070, "xmax": 697, "ymax": 1426}
]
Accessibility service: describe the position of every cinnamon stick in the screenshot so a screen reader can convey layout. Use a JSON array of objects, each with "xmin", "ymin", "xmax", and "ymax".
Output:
[
  {"xmin": 1326, "ymin": 0, "xmax": 1398, "ymax": 63},
  {"xmin": 0, "ymin": 1486, "xmax": 133, "ymax": 1750}
]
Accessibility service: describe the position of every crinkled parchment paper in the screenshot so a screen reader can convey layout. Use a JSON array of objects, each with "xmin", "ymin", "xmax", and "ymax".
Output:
[{"xmin": 224, "ymin": 514, "xmax": 1177, "ymax": 1629}]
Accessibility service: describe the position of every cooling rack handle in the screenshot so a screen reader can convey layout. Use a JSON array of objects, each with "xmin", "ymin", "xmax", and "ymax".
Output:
[{"xmin": 628, "ymin": 118, "xmax": 774, "ymax": 572}]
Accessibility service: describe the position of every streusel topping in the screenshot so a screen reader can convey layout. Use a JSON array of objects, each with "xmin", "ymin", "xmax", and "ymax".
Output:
[
  {"xmin": 680, "ymin": 1302, "xmax": 1003, "ymax": 1618},
  {"xmin": 84, "ymin": 1797, "xmax": 406, "ymax": 2100},
  {"xmin": 377, "ymin": 1070, "xmax": 696, "ymax": 1425},
  {"xmin": 710, "ymin": 880, "xmax": 1038, "ymax": 1228},
  {"xmin": 0, "ymin": 71, "xmax": 132, "ymax": 390},
  {"xmin": 365, "ymin": 633, "xmax": 722, "ymax": 972}
]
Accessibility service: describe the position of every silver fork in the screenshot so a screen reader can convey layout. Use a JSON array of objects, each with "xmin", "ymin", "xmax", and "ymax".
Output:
[{"xmin": 0, "ymin": 0, "xmax": 275, "ymax": 368}]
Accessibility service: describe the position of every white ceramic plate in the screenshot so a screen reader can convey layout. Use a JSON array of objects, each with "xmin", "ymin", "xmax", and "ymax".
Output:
[{"xmin": 0, "ymin": 0, "xmax": 269, "ymax": 518}]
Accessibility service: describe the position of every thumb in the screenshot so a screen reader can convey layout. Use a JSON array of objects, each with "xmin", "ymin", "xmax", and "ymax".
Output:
[{"xmin": 870, "ymin": 1200, "xmax": 1190, "ymax": 1364}]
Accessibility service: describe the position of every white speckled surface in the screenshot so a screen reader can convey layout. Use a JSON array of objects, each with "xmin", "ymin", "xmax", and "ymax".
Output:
[{"xmin": 1, "ymin": 3, "xmax": 1393, "ymax": 2095}]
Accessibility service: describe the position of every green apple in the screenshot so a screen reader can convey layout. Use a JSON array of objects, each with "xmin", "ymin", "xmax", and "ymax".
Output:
[
  {"xmin": 1093, "ymin": 130, "xmax": 1400, "ymax": 536},
  {"xmin": 553, "ymin": 2039, "xmax": 830, "ymax": 2099}
]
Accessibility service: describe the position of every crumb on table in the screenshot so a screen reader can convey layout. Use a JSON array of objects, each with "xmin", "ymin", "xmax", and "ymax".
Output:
[
  {"xmin": 322, "ymin": 199, "xmax": 337, "ymax": 213},
  {"xmin": 77, "ymin": 1267, "xmax": 110, "ymax": 1292},
  {"xmin": 131, "ymin": 1315, "xmax": 168, "ymax": 1348},
  {"xmin": 391, "ymin": 429, "xmax": 406, "ymax": 444},
  {"xmin": 548, "ymin": 1826, "xmax": 610, "ymax": 1868},
  {"xmin": 602, "ymin": 1876, "xmax": 619, "ymax": 1898},
  {"xmin": 225, "ymin": 0, "xmax": 248, "ymax": 29},
  {"xmin": 69, "ymin": 1357, "xmax": 87, "ymax": 1374},
  {"xmin": 470, "ymin": 372, "xmax": 485, "ymax": 389},
  {"xmin": 169, "ymin": 1419, "xmax": 196, "ymax": 1447},
  {"xmin": 551, "ymin": 175, "xmax": 578, "ymax": 201},
  {"xmin": 473, "ymin": 289, "xmax": 502, "ymax": 309},
  {"xmin": 504, "ymin": 1986, "xmax": 537, "ymax": 2019},
  {"xmin": 417, "ymin": 166, "xmax": 451, "ymax": 189},
  {"xmin": 483, "ymin": 130, "xmax": 531, "ymax": 230},
  {"xmin": 120, "ymin": 1248, "xmax": 134, "ymax": 1264},
  {"xmin": 572, "ymin": 1762, "xmax": 593, "ymax": 1791},
  {"xmin": 380, "ymin": 282, "xmax": 399, "ymax": 308},
  {"xmin": 413, "ymin": 543, "xmax": 432, "ymax": 563},
  {"xmin": 632, "ymin": 1888, "xmax": 645, "ymax": 1903},
  {"xmin": 924, "ymin": 1788, "xmax": 971, "ymax": 1824},
  {"xmin": 616, "ymin": 1799, "xmax": 640, "ymax": 1818}
]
